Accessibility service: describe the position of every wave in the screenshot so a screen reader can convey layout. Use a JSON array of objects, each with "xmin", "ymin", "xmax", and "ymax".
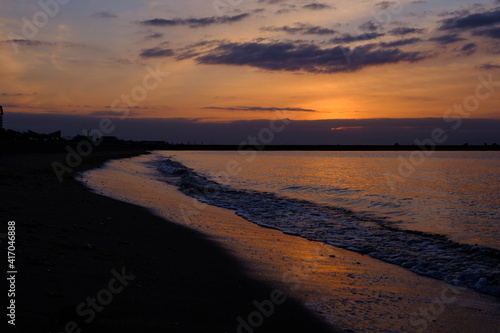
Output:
[{"xmin": 157, "ymin": 157, "xmax": 500, "ymax": 297}]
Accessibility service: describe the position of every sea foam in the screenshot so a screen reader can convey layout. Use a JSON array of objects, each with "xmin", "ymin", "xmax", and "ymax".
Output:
[{"xmin": 157, "ymin": 158, "xmax": 500, "ymax": 297}]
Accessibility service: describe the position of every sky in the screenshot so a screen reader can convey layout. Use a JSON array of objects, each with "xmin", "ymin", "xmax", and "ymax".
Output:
[{"xmin": 1, "ymin": 0, "xmax": 500, "ymax": 143}]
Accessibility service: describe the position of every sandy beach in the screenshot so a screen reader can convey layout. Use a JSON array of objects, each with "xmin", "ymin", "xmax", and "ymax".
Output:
[
  {"xmin": 0, "ymin": 151, "xmax": 336, "ymax": 333},
  {"xmin": 81, "ymin": 152, "xmax": 500, "ymax": 333}
]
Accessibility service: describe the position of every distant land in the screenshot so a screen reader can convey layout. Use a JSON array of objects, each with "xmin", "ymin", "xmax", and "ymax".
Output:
[
  {"xmin": 1, "ymin": 140, "xmax": 499, "ymax": 154},
  {"xmin": 161, "ymin": 144, "xmax": 500, "ymax": 151},
  {"xmin": 1, "ymin": 127, "xmax": 499, "ymax": 153}
]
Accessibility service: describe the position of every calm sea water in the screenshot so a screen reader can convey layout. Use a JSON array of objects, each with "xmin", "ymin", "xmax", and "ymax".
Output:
[
  {"xmin": 156, "ymin": 151, "xmax": 500, "ymax": 296},
  {"xmin": 166, "ymin": 151, "xmax": 500, "ymax": 250}
]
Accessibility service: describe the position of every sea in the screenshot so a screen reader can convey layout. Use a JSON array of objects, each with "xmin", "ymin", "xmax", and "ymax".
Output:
[{"xmin": 84, "ymin": 150, "xmax": 500, "ymax": 297}]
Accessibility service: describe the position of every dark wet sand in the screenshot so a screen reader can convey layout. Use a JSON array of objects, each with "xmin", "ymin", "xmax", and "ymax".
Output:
[{"xmin": 0, "ymin": 151, "xmax": 337, "ymax": 333}]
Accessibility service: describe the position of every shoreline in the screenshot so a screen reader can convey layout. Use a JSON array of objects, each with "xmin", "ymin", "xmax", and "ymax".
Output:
[
  {"xmin": 82, "ymin": 152, "xmax": 500, "ymax": 332},
  {"xmin": 0, "ymin": 151, "xmax": 335, "ymax": 332}
]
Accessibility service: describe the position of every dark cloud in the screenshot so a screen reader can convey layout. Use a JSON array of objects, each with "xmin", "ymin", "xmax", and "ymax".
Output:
[
  {"xmin": 477, "ymin": 63, "xmax": 500, "ymax": 69},
  {"xmin": 330, "ymin": 32, "xmax": 383, "ymax": 44},
  {"xmin": 185, "ymin": 40, "xmax": 429, "ymax": 74},
  {"xmin": 276, "ymin": 8, "xmax": 293, "ymax": 15},
  {"xmin": 87, "ymin": 110, "xmax": 140, "ymax": 117},
  {"xmin": 144, "ymin": 32, "xmax": 164, "ymax": 40},
  {"xmin": 389, "ymin": 27, "xmax": 425, "ymax": 35},
  {"xmin": 473, "ymin": 27, "xmax": 500, "ymax": 39},
  {"xmin": 429, "ymin": 34, "xmax": 465, "ymax": 45},
  {"xmin": 375, "ymin": 1, "xmax": 398, "ymax": 10},
  {"xmin": 261, "ymin": 23, "xmax": 336, "ymax": 35},
  {"xmin": 411, "ymin": 0, "xmax": 427, "ymax": 4},
  {"xmin": 203, "ymin": 106, "xmax": 317, "ymax": 112},
  {"xmin": 258, "ymin": 0, "xmax": 286, "ymax": 4},
  {"xmin": 302, "ymin": 3, "xmax": 332, "ymax": 11},
  {"xmin": 437, "ymin": 9, "xmax": 470, "ymax": 18},
  {"xmin": 380, "ymin": 38, "xmax": 421, "ymax": 48},
  {"xmin": 460, "ymin": 42, "xmax": 477, "ymax": 55},
  {"xmin": 359, "ymin": 21, "xmax": 379, "ymax": 32},
  {"xmin": 174, "ymin": 40, "xmax": 224, "ymax": 60},
  {"xmin": 271, "ymin": 3, "xmax": 299, "ymax": 15},
  {"xmin": 2, "ymin": 39, "xmax": 86, "ymax": 49},
  {"xmin": 140, "ymin": 47, "xmax": 174, "ymax": 58},
  {"xmin": 3, "ymin": 39, "xmax": 54, "ymax": 47},
  {"xmin": 1, "ymin": 92, "xmax": 37, "ymax": 97},
  {"xmin": 138, "ymin": 14, "xmax": 250, "ymax": 28},
  {"xmin": 92, "ymin": 11, "xmax": 118, "ymax": 19},
  {"xmin": 439, "ymin": 8, "xmax": 500, "ymax": 30}
]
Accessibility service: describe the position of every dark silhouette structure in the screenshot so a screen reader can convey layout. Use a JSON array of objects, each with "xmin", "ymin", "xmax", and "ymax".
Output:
[
  {"xmin": 27, "ymin": 130, "xmax": 62, "ymax": 141},
  {"xmin": 0, "ymin": 105, "xmax": 4, "ymax": 131}
]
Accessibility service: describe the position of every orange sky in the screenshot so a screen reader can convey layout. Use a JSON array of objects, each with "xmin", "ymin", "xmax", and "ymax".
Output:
[{"xmin": 1, "ymin": 0, "xmax": 500, "ymax": 123}]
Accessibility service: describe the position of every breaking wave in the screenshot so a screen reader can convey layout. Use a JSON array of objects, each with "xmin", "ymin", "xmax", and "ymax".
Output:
[{"xmin": 157, "ymin": 158, "xmax": 500, "ymax": 297}]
